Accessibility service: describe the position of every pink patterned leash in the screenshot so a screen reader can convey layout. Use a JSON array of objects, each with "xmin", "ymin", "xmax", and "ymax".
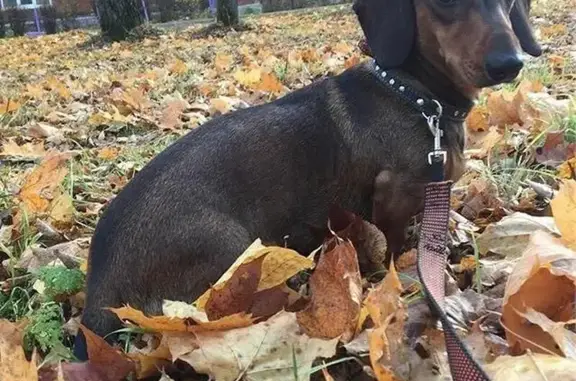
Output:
[{"xmin": 417, "ymin": 102, "xmax": 491, "ymax": 381}]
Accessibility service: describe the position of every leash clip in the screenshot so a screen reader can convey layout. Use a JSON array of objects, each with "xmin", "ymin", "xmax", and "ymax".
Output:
[{"xmin": 424, "ymin": 100, "xmax": 447, "ymax": 165}]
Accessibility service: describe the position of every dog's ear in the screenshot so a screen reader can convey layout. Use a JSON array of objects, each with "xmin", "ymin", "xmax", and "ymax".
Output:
[
  {"xmin": 510, "ymin": 0, "xmax": 542, "ymax": 57},
  {"xmin": 353, "ymin": 0, "xmax": 415, "ymax": 68}
]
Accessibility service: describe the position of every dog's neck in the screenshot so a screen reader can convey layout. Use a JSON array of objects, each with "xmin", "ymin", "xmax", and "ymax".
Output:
[{"xmin": 401, "ymin": 53, "xmax": 476, "ymax": 114}]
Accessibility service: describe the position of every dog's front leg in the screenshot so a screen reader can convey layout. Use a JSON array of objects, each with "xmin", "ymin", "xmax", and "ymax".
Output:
[{"xmin": 371, "ymin": 170, "xmax": 425, "ymax": 265}]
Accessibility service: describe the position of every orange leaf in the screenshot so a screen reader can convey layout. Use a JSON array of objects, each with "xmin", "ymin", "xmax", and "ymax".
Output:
[
  {"xmin": 97, "ymin": 147, "xmax": 120, "ymax": 160},
  {"xmin": 257, "ymin": 72, "xmax": 284, "ymax": 94},
  {"xmin": 0, "ymin": 99, "xmax": 21, "ymax": 114},
  {"xmin": 466, "ymin": 105, "xmax": 490, "ymax": 132},
  {"xmin": 110, "ymin": 305, "xmax": 254, "ymax": 333},
  {"xmin": 17, "ymin": 151, "xmax": 73, "ymax": 215}
]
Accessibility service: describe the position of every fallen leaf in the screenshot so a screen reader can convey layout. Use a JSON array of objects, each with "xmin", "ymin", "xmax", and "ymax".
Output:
[
  {"xmin": 296, "ymin": 238, "xmax": 362, "ymax": 342},
  {"xmin": 257, "ymin": 72, "xmax": 284, "ymax": 94},
  {"xmin": 79, "ymin": 325, "xmax": 135, "ymax": 380},
  {"xmin": 558, "ymin": 157, "xmax": 576, "ymax": 179},
  {"xmin": 475, "ymin": 212, "xmax": 560, "ymax": 258},
  {"xmin": 518, "ymin": 308, "xmax": 576, "ymax": 359},
  {"xmin": 550, "ymin": 180, "xmax": 576, "ymax": 250},
  {"xmin": 48, "ymin": 193, "xmax": 75, "ymax": 229},
  {"xmin": 0, "ymin": 320, "xmax": 38, "ymax": 381},
  {"xmin": 17, "ymin": 151, "xmax": 73, "ymax": 215},
  {"xmin": 97, "ymin": 147, "xmax": 120, "ymax": 160},
  {"xmin": 159, "ymin": 95, "xmax": 189, "ymax": 130},
  {"xmin": 196, "ymin": 239, "xmax": 313, "ymax": 312},
  {"xmin": 502, "ymin": 231, "xmax": 576, "ymax": 356},
  {"xmin": 365, "ymin": 264, "xmax": 407, "ymax": 381},
  {"xmin": 485, "ymin": 353, "xmax": 576, "ymax": 381},
  {"xmin": 0, "ymin": 99, "xmax": 21, "ymax": 114},
  {"xmin": 169, "ymin": 59, "xmax": 188, "ymax": 75},
  {"xmin": 110, "ymin": 305, "xmax": 254, "ymax": 333},
  {"xmin": 466, "ymin": 105, "xmax": 490, "ymax": 132},
  {"xmin": 169, "ymin": 310, "xmax": 338, "ymax": 381},
  {"xmin": 214, "ymin": 53, "xmax": 233, "ymax": 72},
  {"xmin": 0, "ymin": 139, "xmax": 46, "ymax": 159}
]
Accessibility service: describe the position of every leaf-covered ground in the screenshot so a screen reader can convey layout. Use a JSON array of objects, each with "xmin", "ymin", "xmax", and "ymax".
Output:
[{"xmin": 1, "ymin": 1, "xmax": 576, "ymax": 380}]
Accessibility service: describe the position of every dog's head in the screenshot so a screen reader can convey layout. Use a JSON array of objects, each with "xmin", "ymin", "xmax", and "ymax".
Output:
[{"xmin": 353, "ymin": 0, "xmax": 541, "ymax": 92}]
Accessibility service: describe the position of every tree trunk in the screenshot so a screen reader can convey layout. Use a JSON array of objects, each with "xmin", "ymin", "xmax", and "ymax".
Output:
[
  {"xmin": 96, "ymin": 0, "xmax": 143, "ymax": 41},
  {"xmin": 216, "ymin": 0, "xmax": 239, "ymax": 26}
]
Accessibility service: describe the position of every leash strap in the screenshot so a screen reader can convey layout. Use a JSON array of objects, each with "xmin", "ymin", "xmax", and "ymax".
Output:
[
  {"xmin": 417, "ymin": 181, "xmax": 491, "ymax": 381},
  {"xmin": 417, "ymin": 103, "xmax": 491, "ymax": 381}
]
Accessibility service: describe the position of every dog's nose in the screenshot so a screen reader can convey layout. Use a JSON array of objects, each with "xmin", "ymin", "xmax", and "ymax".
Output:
[{"xmin": 484, "ymin": 53, "xmax": 524, "ymax": 83}]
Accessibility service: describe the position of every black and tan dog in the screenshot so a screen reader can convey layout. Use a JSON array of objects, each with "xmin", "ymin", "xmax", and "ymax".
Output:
[{"xmin": 74, "ymin": 0, "xmax": 541, "ymax": 360}]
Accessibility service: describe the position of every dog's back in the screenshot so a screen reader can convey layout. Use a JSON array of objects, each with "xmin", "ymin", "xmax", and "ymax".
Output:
[{"xmin": 80, "ymin": 67, "xmax": 381, "ymax": 341}]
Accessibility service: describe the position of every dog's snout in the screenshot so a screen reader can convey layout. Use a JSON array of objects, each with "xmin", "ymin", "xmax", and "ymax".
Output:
[{"xmin": 484, "ymin": 53, "xmax": 524, "ymax": 83}]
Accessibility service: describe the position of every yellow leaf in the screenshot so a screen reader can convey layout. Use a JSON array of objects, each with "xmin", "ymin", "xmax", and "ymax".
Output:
[
  {"xmin": 214, "ymin": 53, "xmax": 233, "ymax": 72},
  {"xmin": 0, "ymin": 99, "xmax": 21, "ymax": 115},
  {"xmin": 234, "ymin": 68, "xmax": 262, "ymax": 86},
  {"xmin": 24, "ymin": 84, "xmax": 44, "ymax": 99},
  {"xmin": 540, "ymin": 24, "xmax": 567, "ymax": 40},
  {"xmin": 550, "ymin": 180, "xmax": 576, "ymax": 250},
  {"xmin": 97, "ymin": 147, "xmax": 120, "ymax": 160},
  {"xmin": 159, "ymin": 96, "xmax": 189, "ymax": 130},
  {"xmin": 170, "ymin": 59, "xmax": 188, "ymax": 75},
  {"xmin": 344, "ymin": 54, "xmax": 361, "ymax": 69},
  {"xmin": 48, "ymin": 192, "xmax": 75, "ymax": 229},
  {"xmin": 485, "ymin": 354, "xmax": 576, "ymax": 381},
  {"xmin": 0, "ymin": 320, "xmax": 38, "ymax": 381},
  {"xmin": 17, "ymin": 152, "xmax": 72, "ymax": 215},
  {"xmin": 333, "ymin": 42, "xmax": 352, "ymax": 54},
  {"xmin": 0, "ymin": 139, "xmax": 46, "ymax": 159}
]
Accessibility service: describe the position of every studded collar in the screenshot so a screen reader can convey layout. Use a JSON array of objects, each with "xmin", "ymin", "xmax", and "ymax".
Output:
[{"xmin": 370, "ymin": 59, "xmax": 474, "ymax": 122}]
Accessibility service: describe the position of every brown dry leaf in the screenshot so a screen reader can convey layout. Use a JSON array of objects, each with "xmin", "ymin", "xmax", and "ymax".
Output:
[
  {"xmin": 169, "ymin": 59, "xmax": 188, "ymax": 75},
  {"xmin": 558, "ymin": 157, "xmax": 576, "ymax": 179},
  {"xmin": 97, "ymin": 147, "xmax": 120, "ymax": 160},
  {"xmin": 365, "ymin": 264, "xmax": 407, "ymax": 381},
  {"xmin": 196, "ymin": 239, "xmax": 313, "ymax": 312},
  {"xmin": 296, "ymin": 239, "xmax": 362, "ymax": 342},
  {"xmin": 110, "ymin": 305, "xmax": 254, "ymax": 333},
  {"xmin": 159, "ymin": 96, "xmax": 189, "ymax": 130},
  {"xmin": 517, "ymin": 308, "xmax": 576, "ymax": 358},
  {"xmin": 0, "ymin": 139, "xmax": 46, "ymax": 158},
  {"xmin": 466, "ymin": 105, "xmax": 490, "ymax": 132},
  {"xmin": 502, "ymin": 231, "xmax": 576, "ymax": 356},
  {"xmin": 0, "ymin": 320, "xmax": 38, "ymax": 381},
  {"xmin": 79, "ymin": 325, "xmax": 135, "ymax": 380},
  {"xmin": 484, "ymin": 353, "xmax": 576, "ymax": 381},
  {"xmin": 168, "ymin": 310, "xmax": 338, "ymax": 381},
  {"xmin": 344, "ymin": 54, "xmax": 361, "ymax": 69},
  {"xmin": 17, "ymin": 151, "xmax": 73, "ymax": 215},
  {"xmin": 0, "ymin": 98, "xmax": 21, "ymax": 114},
  {"xmin": 550, "ymin": 180, "xmax": 576, "ymax": 250}
]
